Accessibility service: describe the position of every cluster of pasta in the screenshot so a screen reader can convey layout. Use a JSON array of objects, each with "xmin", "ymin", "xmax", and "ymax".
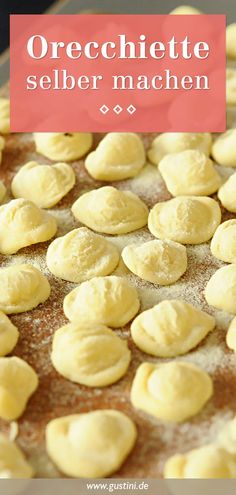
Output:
[{"xmin": 0, "ymin": 8, "xmax": 236, "ymax": 479}]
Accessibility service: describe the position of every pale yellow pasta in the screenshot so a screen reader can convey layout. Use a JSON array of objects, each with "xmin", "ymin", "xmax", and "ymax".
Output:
[
  {"xmin": 226, "ymin": 69, "xmax": 236, "ymax": 105},
  {"xmin": 131, "ymin": 300, "xmax": 215, "ymax": 357},
  {"xmin": 46, "ymin": 410, "xmax": 137, "ymax": 478},
  {"xmin": 147, "ymin": 133, "xmax": 212, "ymax": 166},
  {"xmin": 11, "ymin": 161, "xmax": 75, "ymax": 208},
  {"xmin": 72, "ymin": 186, "xmax": 148, "ymax": 235},
  {"xmin": 34, "ymin": 132, "xmax": 93, "ymax": 161},
  {"xmin": 51, "ymin": 323, "xmax": 131, "ymax": 387},
  {"xmin": 212, "ymin": 130, "xmax": 236, "ymax": 167},
  {"xmin": 0, "ymin": 312, "xmax": 19, "ymax": 357},
  {"xmin": 211, "ymin": 220, "xmax": 236, "ymax": 263},
  {"xmin": 159, "ymin": 150, "xmax": 221, "ymax": 196},
  {"xmin": 0, "ymin": 264, "xmax": 50, "ymax": 314},
  {"xmin": 122, "ymin": 240, "xmax": 187, "ymax": 285},
  {"xmin": 218, "ymin": 172, "xmax": 236, "ymax": 212},
  {"xmin": 226, "ymin": 317, "xmax": 236, "ymax": 353},
  {"xmin": 0, "ymin": 433, "xmax": 34, "ymax": 478},
  {"xmin": 130, "ymin": 361, "xmax": 213, "ymax": 422},
  {"xmin": 226, "ymin": 23, "xmax": 236, "ymax": 59},
  {"xmin": 148, "ymin": 196, "xmax": 221, "ymax": 244},
  {"xmin": 0, "ymin": 356, "xmax": 38, "ymax": 420},
  {"xmin": 170, "ymin": 5, "xmax": 202, "ymax": 15},
  {"xmin": 46, "ymin": 227, "xmax": 119, "ymax": 282},
  {"xmin": 0, "ymin": 198, "xmax": 57, "ymax": 254},
  {"xmin": 64, "ymin": 275, "xmax": 140, "ymax": 327},
  {"xmin": 205, "ymin": 264, "xmax": 236, "ymax": 314},
  {"xmin": 85, "ymin": 133, "xmax": 145, "ymax": 181},
  {"xmin": 164, "ymin": 445, "xmax": 236, "ymax": 479}
]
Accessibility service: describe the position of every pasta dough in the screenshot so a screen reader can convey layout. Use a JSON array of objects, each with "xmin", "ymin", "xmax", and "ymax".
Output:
[
  {"xmin": 205, "ymin": 264, "xmax": 236, "ymax": 314},
  {"xmin": 85, "ymin": 133, "xmax": 145, "ymax": 181},
  {"xmin": 46, "ymin": 410, "xmax": 137, "ymax": 478},
  {"xmin": 170, "ymin": 5, "xmax": 202, "ymax": 14},
  {"xmin": 148, "ymin": 196, "xmax": 221, "ymax": 244},
  {"xmin": 218, "ymin": 172, "xmax": 236, "ymax": 212},
  {"xmin": 0, "ymin": 356, "xmax": 38, "ymax": 420},
  {"xmin": 164, "ymin": 445, "xmax": 236, "ymax": 478},
  {"xmin": 159, "ymin": 150, "xmax": 221, "ymax": 196},
  {"xmin": 34, "ymin": 132, "xmax": 93, "ymax": 161},
  {"xmin": 11, "ymin": 161, "xmax": 75, "ymax": 208},
  {"xmin": 0, "ymin": 264, "xmax": 50, "ymax": 314},
  {"xmin": 72, "ymin": 186, "xmax": 148, "ymax": 235},
  {"xmin": 0, "ymin": 180, "xmax": 6, "ymax": 202},
  {"xmin": 217, "ymin": 416, "xmax": 236, "ymax": 455},
  {"xmin": 147, "ymin": 132, "xmax": 212, "ymax": 166},
  {"xmin": 226, "ymin": 23, "xmax": 236, "ymax": 59},
  {"xmin": 64, "ymin": 275, "xmax": 140, "ymax": 327},
  {"xmin": 0, "ymin": 198, "xmax": 57, "ymax": 254},
  {"xmin": 226, "ymin": 69, "xmax": 236, "ymax": 105},
  {"xmin": 226, "ymin": 317, "xmax": 236, "ymax": 353},
  {"xmin": 130, "ymin": 361, "xmax": 213, "ymax": 422},
  {"xmin": 165, "ymin": 415, "xmax": 236, "ymax": 478},
  {"xmin": 0, "ymin": 312, "xmax": 19, "ymax": 357},
  {"xmin": 0, "ymin": 136, "xmax": 4, "ymax": 165},
  {"xmin": 212, "ymin": 130, "xmax": 236, "ymax": 167},
  {"xmin": 51, "ymin": 323, "xmax": 131, "ymax": 386},
  {"xmin": 46, "ymin": 227, "xmax": 119, "ymax": 282},
  {"xmin": 121, "ymin": 239, "xmax": 187, "ymax": 285},
  {"xmin": 131, "ymin": 300, "xmax": 215, "ymax": 357},
  {"xmin": 211, "ymin": 220, "xmax": 236, "ymax": 263},
  {"xmin": 0, "ymin": 98, "xmax": 10, "ymax": 134},
  {"xmin": 0, "ymin": 433, "xmax": 34, "ymax": 478}
]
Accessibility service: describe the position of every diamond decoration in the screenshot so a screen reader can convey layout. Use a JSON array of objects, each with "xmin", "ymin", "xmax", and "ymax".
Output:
[
  {"xmin": 113, "ymin": 105, "xmax": 123, "ymax": 114},
  {"xmin": 100, "ymin": 105, "xmax": 109, "ymax": 114},
  {"xmin": 127, "ymin": 104, "xmax": 136, "ymax": 114}
]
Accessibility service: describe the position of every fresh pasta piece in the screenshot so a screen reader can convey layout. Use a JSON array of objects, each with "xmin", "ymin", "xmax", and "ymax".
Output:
[
  {"xmin": 170, "ymin": 5, "xmax": 202, "ymax": 14},
  {"xmin": 226, "ymin": 23, "xmax": 236, "ymax": 59},
  {"xmin": 72, "ymin": 186, "xmax": 148, "ymax": 235},
  {"xmin": 64, "ymin": 275, "xmax": 140, "ymax": 327},
  {"xmin": 159, "ymin": 150, "xmax": 221, "ymax": 196},
  {"xmin": 205, "ymin": 264, "xmax": 236, "ymax": 314},
  {"xmin": 0, "ymin": 264, "xmax": 50, "ymax": 314},
  {"xmin": 11, "ymin": 161, "xmax": 75, "ymax": 208},
  {"xmin": 46, "ymin": 410, "xmax": 137, "ymax": 477},
  {"xmin": 131, "ymin": 361, "xmax": 213, "ymax": 422},
  {"xmin": 121, "ymin": 239, "xmax": 187, "ymax": 285},
  {"xmin": 85, "ymin": 133, "xmax": 145, "ymax": 181},
  {"xmin": 226, "ymin": 69, "xmax": 236, "ymax": 105},
  {"xmin": 46, "ymin": 227, "xmax": 119, "ymax": 282},
  {"xmin": 211, "ymin": 220, "xmax": 236, "ymax": 263},
  {"xmin": 0, "ymin": 433, "xmax": 34, "ymax": 478},
  {"xmin": 164, "ymin": 445, "xmax": 236, "ymax": 478},
  {"xmin": 147, "ymin": 132, "xmax": 212, "ymax": 165},
  {"xmin": 212, "ymin": 130, "xmax": 236, "ymax": 167},
  {"xmin": 131, "ymin": 300, "xmax": 215, "ymax": 357},
  {"xmin": 51, "ymin": 323, "xmax": 131, "ymax": 387},
  {"xmin": 218, "ymin": 172, "xmax": 236, "ymax": 212},
  {"xmin": 0, "ymin": 198, "xmax": 57, "ymax": 254},
  {"xmin": 0, "ymin": 312, "xmax": 19, "ymax": 357},
  {"xmin": 34, "ymin": 132, "xmax": 93, "ymax": 161},
  {"xmin": 226, "ymin": 317, "xmax": 236, "ymax": 353},
  {"xmin": 148, "ymin": 196, "xmax": 221, "ymax": 244},
  {"xmin": 0, "ymin": 356, "xmax": 38, "ymax": 420}
]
